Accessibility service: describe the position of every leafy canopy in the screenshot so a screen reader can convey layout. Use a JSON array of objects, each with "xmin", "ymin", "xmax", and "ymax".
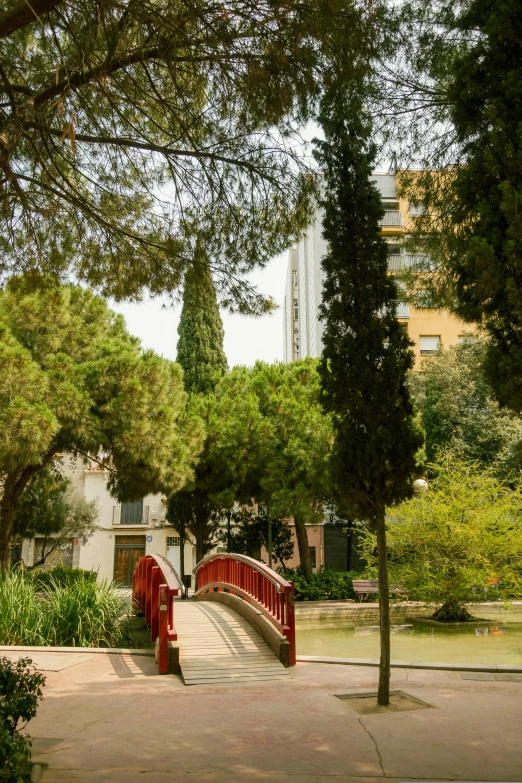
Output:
[
  {"xmin": 0, "ymin": 0, "xmax": 378, "ymax": 309},
  {"xmin": 410, "ymin": 338, "xmax": 522, "ymax": 483},
  {"xmin": 214, "ymin": 359, "xmax": 333, "ymax": 521},
  {"xmin": 0, "ymin": 277, "xmax": 203, "ymax": 500},
  {"xmin": 366, "ymin": 452, "xmax": 522, "ymax": 609}
]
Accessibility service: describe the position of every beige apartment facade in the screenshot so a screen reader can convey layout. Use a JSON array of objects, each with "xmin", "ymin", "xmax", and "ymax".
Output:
[{"xmin": 284, "ymin": 171, "xmax": 475, "ymax": 366}]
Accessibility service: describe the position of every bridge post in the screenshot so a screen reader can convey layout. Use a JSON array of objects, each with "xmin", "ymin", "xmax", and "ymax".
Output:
[
  {"xmin": 150, "ymin": 566, "xmax": 161, "ymax": 641},
  {"xmin": 145, "ymin": 557, "xmax": 154, "ymax": 626},
  {"xmin": 158, "ymin": 583, "xmax": 169, "ymax": 674},
  {"xmin": 284, "ymin": 582, "xmax": 296, "ymax": 666}
]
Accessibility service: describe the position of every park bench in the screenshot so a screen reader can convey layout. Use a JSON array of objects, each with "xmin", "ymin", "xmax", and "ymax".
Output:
[
  {"xmin": 352, "ymin": 579, "xmax": 379, "ymax": 601},
  {"xmin": 352, "ymin": 579, "xmax": 408, "ymax": 601}
]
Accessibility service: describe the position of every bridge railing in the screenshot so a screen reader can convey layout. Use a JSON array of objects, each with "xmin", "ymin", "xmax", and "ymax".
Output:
[
  {"xmin": 132, "ymin": 553, "xmax": 184, "ymax": 674},
  {"xmin": 195, "ymin": 553, "xmax": 296, "ymax": 665}
]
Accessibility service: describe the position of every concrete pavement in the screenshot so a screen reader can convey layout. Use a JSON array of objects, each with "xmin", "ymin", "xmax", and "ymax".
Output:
[{"xmin": 23, "ymin": 652, "xmax": 522, "ymax": 782}]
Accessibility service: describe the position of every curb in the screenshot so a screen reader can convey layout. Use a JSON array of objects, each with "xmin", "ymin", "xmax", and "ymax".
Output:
[
  {"xmin": 0, "ymin": 645, "xmax": 154, "ymax": 656},
  {"xmin": 296, "ymin": 655, "xmax": 522, "ymax": 673}
]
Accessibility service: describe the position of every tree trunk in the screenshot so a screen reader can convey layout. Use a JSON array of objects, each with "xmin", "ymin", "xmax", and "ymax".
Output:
[
  {"xmin": 375, "ymin": 508, "xmax": 391, "ymax": 707},
  {"xmin": 179, "ymin": 530, "xmax": 186, "ymax": 599},
  {"xmin": 294, "ymin": 514, "xmax": 312, "ymax": 580},
  {"xmin": 195, "ymin": 532, "xmax": 205, "ymax": 564},
  {"xmin": 0, "ymin": 497, "xmax": 15, "ymax": 570}
]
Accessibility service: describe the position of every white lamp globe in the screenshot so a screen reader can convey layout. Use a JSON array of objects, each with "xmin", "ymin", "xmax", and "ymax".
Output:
[{"xmin": 413, "ymin": 478, "xmax": 429, "ymax": 494}]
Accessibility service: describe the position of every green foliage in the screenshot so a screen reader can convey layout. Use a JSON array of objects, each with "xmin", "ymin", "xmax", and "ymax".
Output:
[
  {"xmin": 410, "ymin": 339, "xmax": 522, "ymax": 483},
  {"xmin": 0, "ymin": 0, "xmax": 380, "ymax": 306},
  {"xmin": 0, "ymin": 277, "xmax": 203, "ymax": 567},
  {"xmin": 177, "ymin": 259, "xmax": 228, "ymax": 395},
  {"xmin": 220, "ymin": 507, "xmax": 294, "ymax": 568},
  {"xmin": 0, "ymin": 570, "xmax": 126, "ymax": 647},
  {"xmin": 361, "ymin": 453, "xmax": 522, "ymax": 619},
  {"xmin": 279, "ymin": 567, "xmax": 362, "ymax": 601},
  {"xmin": 0, "ymin": 656, "xmax": 45, "ymax": 783},
  {"xmin": 315, "ymin": 85, "xmax": 422, "ymax": 525},
  {"xmin": 213, "ymin": 359, "xmax": 333, "ymax": 577},
  {"xmin": 0, "ymin": 726, "xmax": 33, "ymax": 783},
  {"xmin": 0, "ymin": 657, "xmax": 45, "ymax": 735}
]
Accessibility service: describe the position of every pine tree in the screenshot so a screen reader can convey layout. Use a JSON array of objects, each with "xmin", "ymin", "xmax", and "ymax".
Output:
[
  {"xmin": 177, "ymin": 255, "xmax": 228, "ymax": 396},
  {"xmin": 315, "ymin": 86, "xmax": 423, "ymax": 706}
]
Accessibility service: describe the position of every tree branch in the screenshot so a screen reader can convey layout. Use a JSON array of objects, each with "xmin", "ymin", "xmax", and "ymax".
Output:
[
  {"xmin": 0, "ymin": 0, "xmax": 63, "ymax": 40},
  {"xmin": 24, "ymin": 123, "xmax": 279, "ymax": 181}
]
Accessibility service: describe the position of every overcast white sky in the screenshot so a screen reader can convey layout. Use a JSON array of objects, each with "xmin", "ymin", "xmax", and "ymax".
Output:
[{"xmin": 110, "ymin": 250, "xmax": 288, "ymax": 369}]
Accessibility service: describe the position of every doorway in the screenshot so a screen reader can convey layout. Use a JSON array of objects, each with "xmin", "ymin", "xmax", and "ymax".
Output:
[
  {"xmin": 166, "ymin": 536, "xmax": 181, "ymax": 576},
  {"xmin": 114, "ymin": 535, "xmax": 146, "ymax": 586}
]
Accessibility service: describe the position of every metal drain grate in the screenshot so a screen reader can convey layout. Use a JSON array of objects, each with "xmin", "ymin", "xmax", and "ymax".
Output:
[{"xmin": 461, "ymin": 672, "xmax": 522, "ymax": 681}]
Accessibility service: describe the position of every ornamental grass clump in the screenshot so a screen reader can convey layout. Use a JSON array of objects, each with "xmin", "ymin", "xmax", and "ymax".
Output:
[
  {"xmin": 41, "ymin": 577, "xmax": 126, "ymax": 648},
  {"xmin": 0, "ymin": 570, "xmax": 44, "ymax": 646},
  {"xmin": 0, "ymin": 570, "xmax": 126, "ymax": 647}
]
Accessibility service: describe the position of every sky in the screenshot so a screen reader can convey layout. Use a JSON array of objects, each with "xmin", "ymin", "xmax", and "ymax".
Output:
[{"xmin": 110, "ymin": 250, "xmax": 288, "ymax": 369}]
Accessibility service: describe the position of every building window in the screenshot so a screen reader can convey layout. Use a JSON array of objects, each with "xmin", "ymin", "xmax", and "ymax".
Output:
[
  {"xmin": 293, "ymin": 299, "xmax": 298, "ymax": 321},
  {"xmin": 420, "ymin": 335, "xmax": 440, "ymax": 355},
  {"xmin": 292, "ymin": 270, "xmax": 298, "ymax": 290},
  {"xmin": 309, "ymin": 546, "xmax": 317, "ymax": 569},
  {"xmin": 414, "ymin": 290, "xmax": 432, "ymax": 308},
  {"xmin": 166, "ymin": 536, "xmax": 180, "ymax": 547},
  {"xmin": 409, "ymin": 202, "xmax": 425, "ymax": 217}
]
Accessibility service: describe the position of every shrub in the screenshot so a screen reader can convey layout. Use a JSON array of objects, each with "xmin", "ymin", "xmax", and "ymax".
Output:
[
  {"xmin": 279, "ymin": 567, "xmax": 363, "ymax": 601},
  {"xmin": 30, "ymin": 566, "xmax": 97, "ymax": 589},
  {"xmin": 360, "ymin": 452, "xmax": 522, "ymax": 621},
  {"xmin": 0, "ymin": 656, "xmax": 46, "ymax": 783}
]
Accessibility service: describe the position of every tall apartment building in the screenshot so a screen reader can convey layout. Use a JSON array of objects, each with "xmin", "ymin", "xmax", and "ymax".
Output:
[{"xmin": 283, "ymin": 172, "xmax": 474, "ymax": 365}]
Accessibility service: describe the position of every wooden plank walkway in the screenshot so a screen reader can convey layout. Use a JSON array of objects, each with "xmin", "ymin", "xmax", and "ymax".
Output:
[{"xmin": 175, "ymin": 601, "xmax": 291, "ymax": 685}]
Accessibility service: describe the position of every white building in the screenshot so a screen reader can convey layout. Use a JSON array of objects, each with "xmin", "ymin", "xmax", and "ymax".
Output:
[{"xmin": 284, "ymin": 171, "xmax": 474, "ymax": 365}]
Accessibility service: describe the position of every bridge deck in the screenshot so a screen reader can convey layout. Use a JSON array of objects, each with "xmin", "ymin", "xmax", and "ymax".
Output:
[{"xmin": 175, "ymin": 601, "xmax": 291, "ymax": 685}]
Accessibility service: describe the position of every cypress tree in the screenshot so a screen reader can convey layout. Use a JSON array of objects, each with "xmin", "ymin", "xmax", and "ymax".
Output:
[
  {"xmin": 176, "ymin": 253, "xmax": 228, "ymax": 396},
  {"xmin": 170, "ymin": 252, "xmax": 227, "ymax": 584},
  {"xmin": 315, "ymin": 86, "xmax": 423, "ymax": 706}
]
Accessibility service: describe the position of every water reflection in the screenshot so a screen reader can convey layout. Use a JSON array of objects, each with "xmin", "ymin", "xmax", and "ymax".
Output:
[{"xmin": 295, "ymin": 612, "xmax": 522, "ymax": 664}]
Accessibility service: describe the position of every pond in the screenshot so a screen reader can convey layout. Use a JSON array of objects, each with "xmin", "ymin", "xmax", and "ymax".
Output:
[{"xmin": 296, "ymin": 611, "xmax": 522, "ymax": 665}]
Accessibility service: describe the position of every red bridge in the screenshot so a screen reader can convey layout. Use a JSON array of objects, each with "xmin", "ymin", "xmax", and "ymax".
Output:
[{"xmin": 132, "ymin": 552, "xmax": 295, "ymax": 684}]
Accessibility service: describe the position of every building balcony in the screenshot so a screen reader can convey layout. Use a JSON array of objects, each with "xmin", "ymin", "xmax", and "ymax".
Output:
[
  {"xmin": 387, "ymin": 254, "xmax": 430, "ymax": 272},
  {"xmin": 112, "ymin": 503, "xmax": 150, "ymax": 526},
  {"xmin": 397, "ymin": 302, "xmax": 410, "ymax": 319},
  {"xmin": 380, "ymin": 210, "xmax": 403, "ymax": 228}
]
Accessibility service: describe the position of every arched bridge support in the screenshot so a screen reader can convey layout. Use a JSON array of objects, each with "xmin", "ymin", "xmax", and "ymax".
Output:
[{"xmin": 194, "ymin": 553, "xmax": 296, "ymax": 666}]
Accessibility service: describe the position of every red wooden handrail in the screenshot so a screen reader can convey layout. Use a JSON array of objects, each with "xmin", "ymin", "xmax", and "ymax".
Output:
[
  {"xmin": 131, "ymin": 554, "xmax": 183, "ymax": 674},
  {"xmin": 194, "ymin": 553, "xmax": 296, "ymax": 666}
]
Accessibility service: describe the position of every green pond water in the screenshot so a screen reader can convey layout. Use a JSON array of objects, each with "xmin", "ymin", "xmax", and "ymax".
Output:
[{"xmin": 296, "ymin": 612, "xmax": 522, "ymax": 665}]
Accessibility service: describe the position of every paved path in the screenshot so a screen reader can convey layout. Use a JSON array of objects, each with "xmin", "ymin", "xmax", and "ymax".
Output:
[
  {"xmin": 175, "ymin": 602, "xmax": 290, "ymax": 685},
  {"xmin": 21, "ymin": 652, "xmax": 522, "ymax": 783}
]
